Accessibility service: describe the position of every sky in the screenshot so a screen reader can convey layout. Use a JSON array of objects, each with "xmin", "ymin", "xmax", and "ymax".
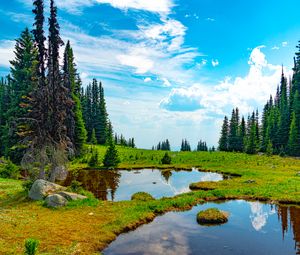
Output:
[{"xmin": 0, "ymin": 0, "xmax": 300, "ymax": 150}]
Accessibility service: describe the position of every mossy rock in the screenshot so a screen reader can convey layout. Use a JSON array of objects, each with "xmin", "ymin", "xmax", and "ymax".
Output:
[
  {"xmin": 131, "ymin": 192, "xmax": 155, "ymax": 201},
  {"xmin": 197, "ymin": 208, "xmax": 229, "ymax": 225}
]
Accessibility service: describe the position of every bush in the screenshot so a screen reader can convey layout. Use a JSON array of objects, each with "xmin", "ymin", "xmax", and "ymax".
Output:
[
  {"xmin": 0, "ymin": 159, "xmax": 20, "ymax": 179},
  {"xmin": 161, "ymin": 152, "xmax": 172, "ymax": 164},
  {"xmin": 88, "ymin": 149, "xmax": 99, "ymax": 167},
  {"xmin": 24, "ymin": 238, "xmax": 39, "ymax": 255},
  {"xmin": 22, "ymin": 180, "xmax": 35, "ymax": 193}
]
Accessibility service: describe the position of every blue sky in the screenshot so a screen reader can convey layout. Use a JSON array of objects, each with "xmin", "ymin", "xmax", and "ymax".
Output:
[{"xmin": 0, "ymin": 0, "xmax": 300, "ymax": 150}]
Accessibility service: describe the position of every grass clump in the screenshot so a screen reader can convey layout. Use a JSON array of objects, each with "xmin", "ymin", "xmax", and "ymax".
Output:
[
  {"xmin": 131, "ymin": 192, "xmax": 155, "ymax": 201},
  {"xmin": 197, "ymin": 208, "xmax": 229, "ymax": 225},
  {"xmin": 24, "ymin": 238, "xmax": 39, "ymax": 255}
]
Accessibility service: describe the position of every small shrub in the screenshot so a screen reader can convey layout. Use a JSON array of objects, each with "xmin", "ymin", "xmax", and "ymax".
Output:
[
  {"xmin": 22, "ymin": 180, "xmax": 35, "ymax": 193},
  {"xmin": 0, "ymin": 159, "xmax": 20, "ymax": 179},
  {"xmin": 24, "ymin": 238, "xmax": 39, "ymax": 255},
  {"xmin": 161, "ymin": 152, "xmax": 172, "ymax": 164}
]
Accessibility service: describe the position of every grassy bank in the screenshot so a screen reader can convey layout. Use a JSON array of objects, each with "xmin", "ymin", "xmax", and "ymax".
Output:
[{"xmin": 0, "ymin": 147, "xmax": 300, "ymax": 254}]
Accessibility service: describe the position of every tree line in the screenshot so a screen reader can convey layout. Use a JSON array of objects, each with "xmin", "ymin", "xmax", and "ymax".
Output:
[
  {"xmin": 0, "ymin": 0, "xmax": 123, "ymax": 180},
  {"xmin": 219, "ymin": 42, "xmax": 300, "ymax": 156}
]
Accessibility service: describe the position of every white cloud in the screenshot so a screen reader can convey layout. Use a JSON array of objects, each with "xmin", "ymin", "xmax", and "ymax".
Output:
[
  {"xmin": 144, "ymin": 77, "xmax": 152, "ymax": 82},
  {"xmin": 206, "ymin": 18, "xmax": 215, "ymax": 22},
  {"xmin": 282, "ymin": 41, "xmax": 288, "ymax": 47},
  {"xmin": 271, "ymin": 46, "xmax": 280, "ymax": 50},
  {"xmin": 162, "ymin": 78, "xmax": 171, "ymax": 87},
  {"xmin": 96, "ymin": 0, "xmax": 174, "ymax": 14},
  {"xmin": 0, "ymin": 40, "xmax": 15, "ymax": 68},
  {"xmin": 117, "ymin": 54, "xmax": 154, "ymax": 74},
  {"xmin": 212, "ymin": 59, "xmax": 219, "ymax": 67},
  {"xmin": 160, "ymin": 46, "xmax": 292, "ymax": 116},
  {"xmin": 19, "ymin": 0, "xmax": 174, "ymax": 15}
]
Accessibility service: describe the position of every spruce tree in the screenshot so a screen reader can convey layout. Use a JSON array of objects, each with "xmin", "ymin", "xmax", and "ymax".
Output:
[
  {"xmin": 5, "ymin": 28, "xmax": 37, "ymax": 162},
  {"xmin": 218, "ymin": 116, "xmax": 229, "ymax": 151},
  {"xmin": 287, "ymin": 112, "xmax": 300, "ymax": 156}
]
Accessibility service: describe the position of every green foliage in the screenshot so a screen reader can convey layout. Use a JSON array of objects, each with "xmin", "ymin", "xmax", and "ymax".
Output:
[
  {"xmin": 161, "ymin": 152, "xmax": 172, "ymax": 164},
  {"xmin": 88, "ymin": 148, "xmax": 99, "ymax": 167},
  {"xmin": 90, "ymin": 129, "xmax": 97, "ymax": 145},
  {"xmin": 103, "ymin": 140, "xmax": 120, "ymax": 168},
  {"xmin": 22, "ymin": 180, "xmax": 35, "ymax": 193},
  {"xmin": 24, "ymin": 238, "xmax": 39, "ymax": 255},
  {"xmin": 0, "ymin": 159, "xmax": 20, "ymax": 179},
  {"xmin": 266, "ymin": 139, "xmax": 273, "ymax": 156},
  {"xmin": 218, "ymin": 116, "xmax": 229, "ymax": 151}
]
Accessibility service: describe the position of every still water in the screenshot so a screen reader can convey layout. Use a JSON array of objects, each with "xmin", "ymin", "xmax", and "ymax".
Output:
[
  {"xmin": 103, "ymin": 200, "xmax": 300, "ymax": 255},
  {"xmin": 63, "ymin": 169, "xmax": 223, "ymax": 201}
]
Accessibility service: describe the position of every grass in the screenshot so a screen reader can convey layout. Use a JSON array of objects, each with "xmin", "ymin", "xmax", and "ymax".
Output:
[{"xmin": 0, "ymin": 146, "xmax": 300, "ymax": 254}]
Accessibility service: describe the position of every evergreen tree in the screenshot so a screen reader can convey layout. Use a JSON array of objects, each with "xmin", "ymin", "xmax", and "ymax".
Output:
[
  {"xmin": 218, "ymin": 116, "xmax": 229, "ymax": 151},
  {"xmin": 62, "ymin": 41, "xmax": 87, "ymax": 155},
  {"xmin": 5, "ymin": 28, "xmax": 37, "ymax": 162},
  {"xmin": 103, "ymin": 137, "xmax": 120, "ymax": 168},
  {"xmin": 98, "ymin": 82, "xmax": 108, "ymax": 144},
  {"xmin": 287, "ymin": 112, "xmax": 300, "ymax": 156},
  {"xmin": 90, "ymin": 128, "xmax": 97, "ymax": 145}
]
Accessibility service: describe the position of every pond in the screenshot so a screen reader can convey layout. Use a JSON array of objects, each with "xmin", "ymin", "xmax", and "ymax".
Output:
[
  {"xmin": 62, "ymin": 168, "xmax": 224, "ymax": 201},
  {"xmin": 103, "ymin": 200, "xmax": 300, "ymax": 255}
]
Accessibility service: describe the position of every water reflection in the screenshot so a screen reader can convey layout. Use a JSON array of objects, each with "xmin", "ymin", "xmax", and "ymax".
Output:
[
  {"xmin": 103, "ymin": 201, "xmax": 300, "ymax": 255},
  {"xmin": 63, "ymin": 169, "xmax": 223, "ymax": 201}
]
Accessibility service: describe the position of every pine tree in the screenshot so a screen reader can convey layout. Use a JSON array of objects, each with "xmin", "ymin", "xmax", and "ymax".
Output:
[
  {"xmin": 98, "ymin": 82, "xmax": 109, "ymax": 144},
  {"xmin": 287, "ymin": 112, "xmax": 300, "ymax": 156},
  {"xmin": 63, "ymin": 41, "xmax": 87, "ymax": 155},
  {"xmin": 218, "ymin": 116, "xmax": 229, "ymax": 151},
  {"xmin": 5, "ymin": 28, "xmax": 37, "ymax": 163}
]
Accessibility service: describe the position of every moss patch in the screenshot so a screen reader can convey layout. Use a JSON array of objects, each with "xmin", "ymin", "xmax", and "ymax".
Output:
[
  {"xmin": 131, "ymin": 192, "xmax": 155, "ymax": 201},
  {"xmin": 197, "ymin": 208, "xmax": 229, "ymax": 225}
]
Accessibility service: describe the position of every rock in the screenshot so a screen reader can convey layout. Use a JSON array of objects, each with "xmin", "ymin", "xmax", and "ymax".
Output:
[
  {"xmin": 197, "ymin": 208, "xmax": 229, "ymax": 225},
  {"xmin": 29, "ymin": 179, "xmax": 66, "ymax": 201},
  {"xmin": 244, "ymin": 179, "xmax": 256, "ymax": 184},
  {"xmin": 54, "ymin": 166, "xmax": 68, "ymax": 181},
  {"xmin": 45, "ymin": 194, "xmax": 68, "ymax": 207},
  {"xmin": 58, "ymin": 191, "xmax": 87, "ymax": 201}
]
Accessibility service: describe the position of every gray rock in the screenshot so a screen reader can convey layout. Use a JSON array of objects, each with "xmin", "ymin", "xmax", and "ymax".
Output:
[
  {"xmin": 29, "ymin": 179, "xmax": 66, "ymax": 201},
  {"xmin": 54, "ymin": 166, "xmax": 68, "ymax": 181},
  {"xmin": 45, "ymin": 194, "xmax": 68, "ymax": 207},
  {"xmin": 58, "ymin": 191, "xmax": 87, "ymax": 201}
]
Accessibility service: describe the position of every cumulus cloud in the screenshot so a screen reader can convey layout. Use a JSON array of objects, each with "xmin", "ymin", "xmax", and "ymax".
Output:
[
  {"xmin": 160, "ymin": 46, "xmax": 291, "ymax": 115},
  {"xmin": 144, "ymin": 77, "xmax": 152, "ymax": 82},
  {"xmin": 282, "ymin": 41, "xmax": 288, "ymax": 47}
]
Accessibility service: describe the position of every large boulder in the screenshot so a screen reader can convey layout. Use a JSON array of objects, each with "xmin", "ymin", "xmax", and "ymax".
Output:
[
  {"xmin": 45, "ymin": 194, "xmax": 68, "ymax": 207},
  {"xmin": 29, "ymin": 179, "xmax": 66, "ymax": 201},
  {"xmin": 58, "ymin": 191, "xmax": 87, "ymax": 201}
]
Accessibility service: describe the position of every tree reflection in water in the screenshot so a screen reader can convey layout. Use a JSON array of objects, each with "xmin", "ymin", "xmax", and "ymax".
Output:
[{"xmin": 63, "ymin": 170, "xmax": 121, "ymax": 200}]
